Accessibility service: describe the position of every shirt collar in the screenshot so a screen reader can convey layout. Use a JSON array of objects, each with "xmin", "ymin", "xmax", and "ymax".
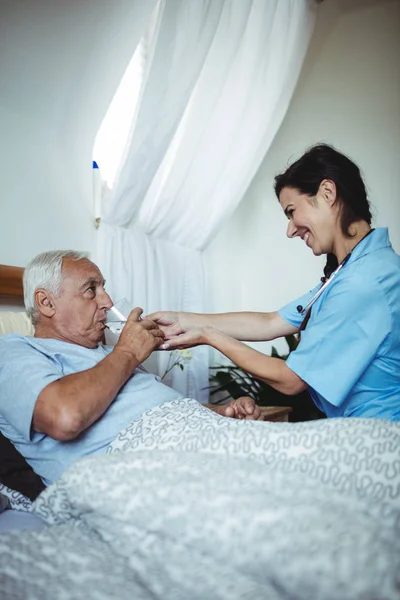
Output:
[{"xmin": 347, "ymin": 227, "xmax": 391, "ymax": 265}]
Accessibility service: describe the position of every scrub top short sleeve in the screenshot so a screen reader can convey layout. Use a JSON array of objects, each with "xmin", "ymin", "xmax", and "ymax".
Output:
[
  {"xmin": 279, "ymin": 283, "xmax": 321, "ymax": 329},
  {"xmin": 285, "ymin": 275, "xmax": 391, "ymax": 407}
]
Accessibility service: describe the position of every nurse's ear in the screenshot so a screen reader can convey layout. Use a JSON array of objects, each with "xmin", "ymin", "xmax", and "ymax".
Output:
[
  {"xmin": 35, "ymin": 289, "xmax": 56, "ymax": 319},
  {"xmin": 318, "ymin": 179, "xmax": 337, "ymax": 207}
]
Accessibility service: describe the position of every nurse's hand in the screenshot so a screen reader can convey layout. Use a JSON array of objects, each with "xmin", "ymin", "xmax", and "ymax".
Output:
[
  {"xmin": 146, "ymin": 311, "xmax": 193, "ymax": 336},
  {"xmin": 148, "ymin": 311, "xmax": 207, "ymax": 349}
]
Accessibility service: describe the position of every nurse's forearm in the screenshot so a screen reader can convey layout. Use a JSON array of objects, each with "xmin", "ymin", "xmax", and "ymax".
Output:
[
  {"xmin": 180, "ymin": 311, "xmax": 298, "ymax": 342},
  {"xmin": 204, "ymin": 328, "xmax": 306, "ymax": 395}
]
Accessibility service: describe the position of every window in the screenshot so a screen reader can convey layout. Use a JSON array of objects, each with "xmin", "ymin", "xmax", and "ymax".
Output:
[{"xmin": 93, "ymin": 1, "xmax": 160, "ymax": 189}]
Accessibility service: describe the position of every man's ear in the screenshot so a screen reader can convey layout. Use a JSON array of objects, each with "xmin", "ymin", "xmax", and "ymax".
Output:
[
  {"xmin": 318, "ymin": 179, "xmax": 337, "ymax": 207},
  {"xmin": 34, "ymin": 289, "xmax": 56, "ymax": 318}
]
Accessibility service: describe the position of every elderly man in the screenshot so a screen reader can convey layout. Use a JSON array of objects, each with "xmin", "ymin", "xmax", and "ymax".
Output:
[{"xmin": 0, "ymin": 250, "xmax": 261, "ymax": 486}]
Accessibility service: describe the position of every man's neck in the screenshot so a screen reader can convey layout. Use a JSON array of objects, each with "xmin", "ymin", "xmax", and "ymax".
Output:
[
  {"xmin": 34, "ymin": 323, "xmax": 99, "ymax": 349},
  {"xmin": 34, "ymin": 322, "xmax": 61, "ymax": 341}
]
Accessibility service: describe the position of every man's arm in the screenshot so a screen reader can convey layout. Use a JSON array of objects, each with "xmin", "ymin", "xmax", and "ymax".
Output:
[
  {"xmin": 34, "ymin": 349, "xmax": 138, "ymax": 441},
  {"xmin": 33, "ymin": 308, "xmax": 164, "ymax": 441}
]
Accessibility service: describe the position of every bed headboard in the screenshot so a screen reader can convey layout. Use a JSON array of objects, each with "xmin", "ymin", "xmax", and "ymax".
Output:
[
  {"xmin": 0, "ymin": 264, "xmax": 33, "ymax": 335},
  {"xmin": 0, "ymin": 264, "xmax": 24, "ymax": 300}
]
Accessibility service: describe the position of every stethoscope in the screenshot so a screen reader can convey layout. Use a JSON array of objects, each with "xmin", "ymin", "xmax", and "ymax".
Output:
[
  {"xmin": 296, "ymin": 254, "xmax": 350, "ymax": 315},
  {"xmin": 296, "ymin": 228, "xmax": 374, "ymax": 316}
]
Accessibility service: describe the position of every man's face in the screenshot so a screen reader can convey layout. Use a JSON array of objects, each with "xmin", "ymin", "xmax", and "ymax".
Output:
[{"xmin": 50, "ymin": 258, "xmax": 113, "ymax": 348}]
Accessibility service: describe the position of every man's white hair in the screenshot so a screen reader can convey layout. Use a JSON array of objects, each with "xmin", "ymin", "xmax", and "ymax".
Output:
[{"xmin": 23, "ymin": 250, "xmax": 89, "ymax": 326}]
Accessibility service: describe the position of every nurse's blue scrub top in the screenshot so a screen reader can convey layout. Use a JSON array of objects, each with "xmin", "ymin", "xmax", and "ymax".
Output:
[{"xmin": 279, "ymin": 228, "xmax": 400, "ymax": 421}]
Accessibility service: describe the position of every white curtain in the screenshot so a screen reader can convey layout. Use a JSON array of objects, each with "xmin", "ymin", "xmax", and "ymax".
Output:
[
  {"xmin": 97, "ymin": 0, "xmax": 316, "ymax": 401},
  {"xmin": 98, "ymin": 221, "xmax": 208, "ymax": 400}
]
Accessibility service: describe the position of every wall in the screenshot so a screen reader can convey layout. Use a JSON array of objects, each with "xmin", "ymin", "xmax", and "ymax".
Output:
[
  {"xmin": 0, "ymin": 0, "xmax": 155, "ymax": 267},
  {"xmin": 205, "ymin": 0, "xmax": 400, "ymax": 358}
]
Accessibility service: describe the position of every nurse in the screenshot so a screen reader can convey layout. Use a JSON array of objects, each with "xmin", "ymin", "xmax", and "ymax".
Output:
[{"xmin": 149, "ymin": 144, "xmax": 400, "ymax": 421}]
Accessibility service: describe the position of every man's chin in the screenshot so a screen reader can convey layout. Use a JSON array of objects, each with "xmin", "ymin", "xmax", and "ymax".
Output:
[
  {"xmin": 83, "ymin": 334, "xmax": 103, "ymax": 349},
  {"xmin": 92, "ymin": 325, "xmax": 107, "ymax": 346},
  {"xmin": 80, "ymin": 340, "xmax": 100, "ymax": 349}
]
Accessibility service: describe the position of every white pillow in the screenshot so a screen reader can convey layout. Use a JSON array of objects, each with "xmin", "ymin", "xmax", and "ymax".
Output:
[{"xmin": 0, "ymin": 312, "xmax": 34, "ymax": 336}]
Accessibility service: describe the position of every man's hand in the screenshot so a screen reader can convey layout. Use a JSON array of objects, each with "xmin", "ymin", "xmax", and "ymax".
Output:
[
  {"xmin": 114, "ymin": 307, "xmax": 165, "ymax": 364},
  {"xmin": 209, "ymin": 397, "xmax": 263, "ymax": 420}
]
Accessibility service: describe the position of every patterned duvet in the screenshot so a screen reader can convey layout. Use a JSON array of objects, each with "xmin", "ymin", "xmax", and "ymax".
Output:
[{"xmin": 0, "ymin": 398, "xmax": 399, "ymax": 600}]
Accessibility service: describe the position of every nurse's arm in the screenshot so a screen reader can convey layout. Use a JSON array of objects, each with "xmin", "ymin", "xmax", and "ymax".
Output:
[
  {"xmin": 148, "ymin": 310, "xmax": 298, "ymax": 342},
  {"xmin": 209, "ymin": 329, "xmax": 305, "ymax": 395},
  {"xmin": 164, "ymin": 327, "xmax": 306, "ymax": 396}
]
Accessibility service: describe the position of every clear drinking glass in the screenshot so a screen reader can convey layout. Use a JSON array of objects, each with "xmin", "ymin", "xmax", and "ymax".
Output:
[{"xmin": 105, "ymin": 298, "xmax": 133, "ymax": 335}]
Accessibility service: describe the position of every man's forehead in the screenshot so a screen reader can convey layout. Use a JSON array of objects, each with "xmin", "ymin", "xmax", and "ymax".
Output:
[{"xmin": 62, "ymin": 258, "xmax": 104, "ymax": 284}]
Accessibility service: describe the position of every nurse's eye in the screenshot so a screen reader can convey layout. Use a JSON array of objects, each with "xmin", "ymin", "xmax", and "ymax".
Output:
[{"xmin": 286, "ymin": 209, "xmax": 294, "ymax": 219}]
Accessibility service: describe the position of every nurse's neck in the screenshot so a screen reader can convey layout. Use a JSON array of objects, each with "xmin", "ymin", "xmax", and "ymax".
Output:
[{"xmin": 333, "ymin": 220, "xmax": 372, "ymax": 263}]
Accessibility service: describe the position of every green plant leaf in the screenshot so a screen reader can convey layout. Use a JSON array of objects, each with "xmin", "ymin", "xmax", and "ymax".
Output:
[{"xmin": 285, "ymin": 334, "xmax": 299, "ymax": 352}]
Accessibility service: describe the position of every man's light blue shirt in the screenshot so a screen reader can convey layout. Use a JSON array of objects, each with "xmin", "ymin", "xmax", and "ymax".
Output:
[
  {"xmin": 279, "ymin": 228, "xmax": 400, "ymax": 421},
  {"xmin": 0, "ymin": 336, "xmax": 184, "ymax": 485}
]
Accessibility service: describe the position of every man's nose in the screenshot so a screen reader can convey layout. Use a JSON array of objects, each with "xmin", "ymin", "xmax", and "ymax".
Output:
[
  {"xmin": 99, "ymin": 289, "xmax": 113, "ymax": 310},
  {"xmin": 286, "ymin": 220, "xmax": 297, "ymax": 238}
]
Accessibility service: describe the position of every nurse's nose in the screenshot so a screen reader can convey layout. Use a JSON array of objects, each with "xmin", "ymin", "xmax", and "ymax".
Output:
[{"xmin": 286, "ymin": 219, "xmax": 297, "ymax": 239}]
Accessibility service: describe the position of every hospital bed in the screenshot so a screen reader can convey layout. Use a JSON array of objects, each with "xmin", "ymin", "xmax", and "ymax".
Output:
[{"xmin": 0, "ymin": 263, "xmax": 399, "ymax": 600}]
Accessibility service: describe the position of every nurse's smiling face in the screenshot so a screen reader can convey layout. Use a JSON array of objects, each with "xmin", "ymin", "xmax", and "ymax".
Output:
[{"xmin": 279, "ymin": 181, "xmax": 339, "ymax": 256}]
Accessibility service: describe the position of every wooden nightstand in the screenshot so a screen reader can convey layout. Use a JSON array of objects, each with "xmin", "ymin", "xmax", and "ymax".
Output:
[{"xmin": 259, "ymin": 406, "xmax": 292, "ymax": 422}]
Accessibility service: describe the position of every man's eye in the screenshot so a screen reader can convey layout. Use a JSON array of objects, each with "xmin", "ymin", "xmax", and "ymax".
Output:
[{"xmin": 87, "ymin": 286, "xmax": 96, "ymax": 294}]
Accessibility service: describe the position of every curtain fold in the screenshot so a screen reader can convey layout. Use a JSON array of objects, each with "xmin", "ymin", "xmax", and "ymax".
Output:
[
  {"xmin": 102, "ymin": 0, "xmax": 227, "ymax": 226},
  {"xmin": 136, "ymin": 0, "xmax": 316, "ymax": 250},
  {"xmin": 97, "ymin": 0, "xmax": 317, "ymax": 400}
]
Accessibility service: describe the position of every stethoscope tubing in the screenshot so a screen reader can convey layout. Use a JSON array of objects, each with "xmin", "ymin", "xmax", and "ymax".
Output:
[
  {"xmin": 297, "ymin": 254, "xmax": 351, "ymax": 316},
  {"xmin": 296, "ymin": 228, "xmax": 374, "ymax": 317}
]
